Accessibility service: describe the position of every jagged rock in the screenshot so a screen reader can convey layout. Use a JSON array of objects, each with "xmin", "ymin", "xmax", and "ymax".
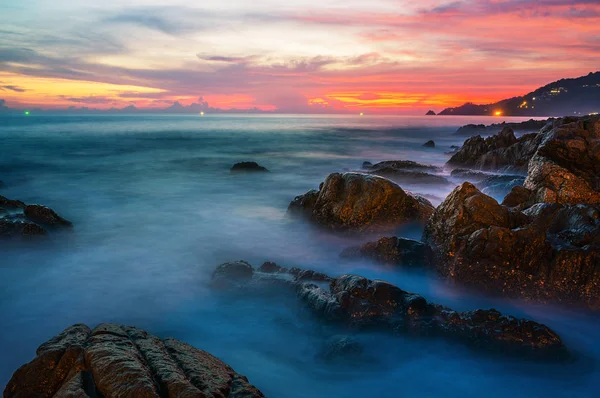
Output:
[
  {"xmin": 212, "ymin": 262, "xmax": 567, "ymax": 358},
  {"xmin": 447, "ymin": 128, "xmax": 541, "ymax": 171},
  {"xmin": 24, "ymin": 205, "xmax": 73, "ymax": 227},
  {"xmin": 231, "ymin": 161, "xmax": 269, "ymax": 173},
  {"xmin": 287, "ymin": 173, "xmax": 435, "ymax": 233},
  {"xmin": 423, "ymin": 183, "xmax": 600, "ymax": 308},
  {"xmin": 340, "ymin": 237, "xmax": 434, "ymax": 267},
  {"xmin": 423, "ymin": 140, "xmax": 435, "ymax": 148},
  {"xmin": 524, "ymin": 115, "xmax": 600, "ymax": 204},
  {"xmin": 453, "ymin": 119, "xmax": 549, "ymax": 136},
  {"xmin": 450, "ymin": 169, "xmax": 525, "ymax": 198},
  {"xmin": 502, "ymin": 186, "xmax": 534, "ymax": 209},
  {"xmin": 4, "ymin": 323, "xmax": 264, "ymax": 398}
]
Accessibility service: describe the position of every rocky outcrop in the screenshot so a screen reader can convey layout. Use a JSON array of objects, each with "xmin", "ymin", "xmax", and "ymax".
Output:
[
  {"xmin": 212, "ymin": 261, "xmax": 567, "ymax": 358},
  {"xmin": 288, "ymin": 173, "xmax": 435, "ymax": 233},
  {"xmin": 231, "ymin": 161, "xmax": 269, "ymax": 173},
  {"xmin": 425, "ymin": 110, "xmax": 436, "ymax": 116},
  {"xmin": 0, "ymin": 195, "xmax": 72, "ymax": 238},
  {"xmin": 449, "ymin": 169, "xmax": 525, "ymax": 198},
  {"xmin": 501, "ymin": 186, "xmax": 534, "ymax": 209},
  {"xmin": 362, "ymin": 160, "xmax": 448, "ymax": 185},
  {"xmin": 341, "ymin": 237, "xmax": 433, "ymax": 267},
  {"xmin": 365, "ymin": 160, "xmax": 440, "ymax": 172},
  {"xmin": 524, "ymin": 116, "xmax": 600, "ymax": 204},
  {"xmin": 423, "ymin": 182, "xmax": 600, "ymax": 308},
  {"xmin": 4, "ymin": 323, "xmax": 264, "ymax": 398},
  {"xmin": 423, "ymin": 140, "xmax": 435, "ymax": 148},
  {"xmin": 447, "ymin": 128, "xmax": 542, "ymax": 171},
  {"xmin": 453, "ymin": 120, "xmax": 549, "ymax": 136}
]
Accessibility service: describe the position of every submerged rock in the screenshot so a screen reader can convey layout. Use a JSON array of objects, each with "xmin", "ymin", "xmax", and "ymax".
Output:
[
  {"xmin": 423, "ymin": 182, "xmax": 600, "ymax": 308},
  {"xmin": 524, "ymin": 115, "xmax": 600, "ymax": 204},
  {"xmin": 4, "ymin": 323, "xmax": 264, "ymax": 398},
  {"xmin": 288, "ymin": 173, "xmax": 435, "ymax": 233},
  {"xmin": 317, "ymin": 335, "xmax": 365, "ymax": 362},
  {"xmin": 231, "ymin": 161, "xmax": 269, "ymax": 173},
  {"xmin": 367, "ymin": 168, "xmax": 450, "ymax": 186},
  {"xmin": 212, "ymin": 262, "xmax": 567, "ymax": 358},
  {"xmin": 341, "ymin": 237, "xmax": 434, "ymax": 267},
  {"xmin": 24, "ymin": 205, "xmax": 73, "ymax": 227},
  {"xmin": 0, "ymin": 195, "xmax": 71, "ymax": 239},
  {"xmin": 423, "ymin": 140, "xmax": 436, "ymax": 148}
]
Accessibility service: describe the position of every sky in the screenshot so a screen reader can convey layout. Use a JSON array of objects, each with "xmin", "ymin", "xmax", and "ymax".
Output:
[{"xmin": 0, "ymin": 0, "xmax": 599, "ymax": 114}]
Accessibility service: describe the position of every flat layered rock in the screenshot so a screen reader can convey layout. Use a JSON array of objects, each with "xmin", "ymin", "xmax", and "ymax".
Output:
[
  {"xmin": 212, "ymin": 261, "xmax": 567, "ymax": 359},
  {"xmin": 4, "ymin": 323, "xmax": 264, "ymax": 398}
]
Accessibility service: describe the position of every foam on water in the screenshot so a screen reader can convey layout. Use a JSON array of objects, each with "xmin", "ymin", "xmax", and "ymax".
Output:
[{"xmin": 0, "ymin": 114, "xmax": 598, "ymax": 397}]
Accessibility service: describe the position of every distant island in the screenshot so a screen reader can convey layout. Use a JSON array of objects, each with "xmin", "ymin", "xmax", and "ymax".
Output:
[
  {"xmin": 425, "ymin": 110, "xmax": 436, "ymax": 115},
  {"xmin": 438, "ymin": 72, "xmax": 600, "ymax": 116}
]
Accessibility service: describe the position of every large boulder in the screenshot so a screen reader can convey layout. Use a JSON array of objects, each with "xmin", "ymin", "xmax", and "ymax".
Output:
[
  {"xmin": 423, "ymin": 183, "xmax": 600, "ymax": 308},
  {"xmin": 24, "ymin": 205, "xmax": 73, "ymax": 227},
  {"xmin": 288, "ymin": 173, "xmax": 435, "ymax": 233},
  {"xmin": 524, "ymin": 115, "xmax": 600, "ymax": 204},
  {"xmin": 212, "ymin": 262, "xmax": 567, "ymax": 358},
  {"xmin": 4, "ymin": 323, "xmax": 264, "ymax": 398},
  {"xmin": 340, "ymin": 237, "xmax": 434, "ymax": 267}
]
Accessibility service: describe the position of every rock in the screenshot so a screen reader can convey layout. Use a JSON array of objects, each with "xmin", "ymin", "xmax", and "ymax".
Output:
[
  {"xmin": 341, "ymin": 237, "xmax": 434, "ymax": 267},
  {"xmin": 423, "ymin": 183, "xmax": 600, "ymax": 308},
  {"xmin": 447, "ymin": 128, "xmax": 541, "ymax": 171},
  {"xmin": 450, "ymin": 169, "xmax": 525, "ymax": 198},
  {"xmin": 0, "ymin": 219, "xmax": 47, "ymax": 237},
  {"xmin": 453, "ymin": 119, "xmax": 549, "ymax": 136},
  {"xmin": 231, "ymin": 161, "xmax": 269, "ymax": 173},
  {"xmin": 4, "ymin": 323, "xmax": 264, "ymax": 398},
  {"xmin": 369, "ymin": 160, "xmax": 440, "ymax": 172},
  {"xmin": 425, "ymin": 110, "xmax": 436, "ymax": 116},
  {"xmin": 24, "ymin": 205, "xmax": 73, "ymax": 227},
  {"xmin": 212, "ymin": 260, "xmax": 255, "ymax": 288},
  {"xmin": 0, "ymin": 195, "xmax": 25, "ymax": 209},
  {"xmin": 423, "ymin": 140, "xmax": 435, "ymax": 148},
  {"xmin": 288, "ymin": 173, "xmax": 435, "ymax": 233},
  {"xmin": 524, "ymin": 115, "xmax": 600, "ymax": 204},
  {"xmin": 317, "ymin": 335, "xmax": 364, "ymax": 362},
  {"xmin": 212, "ymin": 262, "xmax": 567, "ymax": 358},
  {"xmin": 367, "ymin": 168, "xmax": 451, "ymax": 186},
  {"xmin": 361, "ymin": 161, "xmax": 373, "ymax": 169},
  {"xmin": 502, "ymin": 186, "xmax": 534, "ymax": 209}
]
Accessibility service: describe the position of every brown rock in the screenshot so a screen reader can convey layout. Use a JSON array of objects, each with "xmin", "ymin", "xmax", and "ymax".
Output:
[
  {"xmin": 288, "ymin": 173, "xmax": 435, "ymax": 233},
  {"xmin": 4, "ymin": 323, "xmax": 264, "ymax": 398},
  {"xmin": 340, "ymin": 237, "xmax": 434, "ymax": 267},
  {"xmin": 524, "ymin": 115, "xmax": 600, "ymax": 204},
  {"xmin": 24, "ymin": 205, "xmax": 73, "ymax": 227}
]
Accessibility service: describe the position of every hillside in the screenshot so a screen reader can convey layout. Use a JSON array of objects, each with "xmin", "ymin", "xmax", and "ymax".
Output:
[{"xmin": 439, "ymin": 72, "xmax": 600, "ymax": 116}]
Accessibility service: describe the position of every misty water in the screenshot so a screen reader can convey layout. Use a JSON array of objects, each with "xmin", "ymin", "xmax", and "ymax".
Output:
[{"xmin": 0, "ymin": 114, "xmax": 598, "ymax": 397}]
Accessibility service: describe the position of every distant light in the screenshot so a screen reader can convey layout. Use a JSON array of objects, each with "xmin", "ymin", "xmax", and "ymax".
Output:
[
  {"xmin": 24, "ymin": 111, "xmax": 30, "ymax": 115},
  {"xmin": 200, "ymin": 111, "xmax": 205, "ymax": 116},
  {"xmin": 360, "ymin": 112, "xmax": 364, "ymax": 116},
  {"xmin": 532, "ymin": 97, "xmax": 536, "ymax": 100},
  {"xmin": 494, "ymin": 110, "xmax": 502, "ymax": 116},
  {"xmin": 590, "ymin": 112, "xmax": 599, "ymax": 116}
]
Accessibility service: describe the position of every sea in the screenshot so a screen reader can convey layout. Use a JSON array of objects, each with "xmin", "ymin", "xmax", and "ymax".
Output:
[{"xmin": 0, "ymin": 114, "xmax": 598, "ymax": 397}]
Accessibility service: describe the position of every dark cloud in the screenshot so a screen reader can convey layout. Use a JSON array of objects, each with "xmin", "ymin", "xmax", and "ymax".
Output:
[
  {"xmin": 0, "ymin": 85, "xmax": 26, "ymax": 92},
  {"xmin": 103, "ymin": 7, "xmax": 215, "ymax": 35}
]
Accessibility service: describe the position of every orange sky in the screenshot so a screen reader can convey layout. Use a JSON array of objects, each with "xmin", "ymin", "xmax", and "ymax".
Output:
[{"xmin": 1, "ymin": 1, "xmax": 599, "ymax": 113}]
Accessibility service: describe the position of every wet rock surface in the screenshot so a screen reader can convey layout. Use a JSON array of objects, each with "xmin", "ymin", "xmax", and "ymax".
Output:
[
  {"xmin": 341, "ymin": 237, "xmax": 434, "ymax": 267},
  {"xmin": 4, "ymin": 323, "xmax": 264, "ymax": 398},
  {"xmin": 287, "ymin": 172, "xmax": 435, "ymax": 233},
  {"xmin": 0, "ymin": 195, "xmax": 72, "ymax": 238},
  {"xmin": 423, "ymin": 182, "xmax": 600, "ymax": 308},
  {"xmin": 231, "ymin": 161, "xmax": 269, "ymax": 173},
  {"xmin": 524, "ymin": 116, "xmax": 600, "ymax": 204},
  {"xmin": 453, "ymin": 119, "xmax": 549, "ymax": 136},
  {"xmin": 447, "ymin": 127, "xmax": 541, "ymax": 171},
  {"xmin": 212, "ymin": 261, "xmax": 567, "ymax": 359},
  {"xmin": 364, "ymin": 160, "xmax": 440, "ymax": 172}
]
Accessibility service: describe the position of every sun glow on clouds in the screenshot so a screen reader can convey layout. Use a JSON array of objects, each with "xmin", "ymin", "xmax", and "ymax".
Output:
[{"xmin": 0, "ymin": 0, "xmax": 599, "ymax": 113}]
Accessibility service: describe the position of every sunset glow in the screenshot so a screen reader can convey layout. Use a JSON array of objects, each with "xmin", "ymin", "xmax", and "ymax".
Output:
[{"xmin": 1, "ymin": 0, "xmax": 599, "ymax": 113}]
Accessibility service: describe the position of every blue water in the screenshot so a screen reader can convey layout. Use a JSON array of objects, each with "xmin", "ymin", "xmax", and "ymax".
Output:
[{"xmin": 0, "ymin": 114, "xmax": 598, "ymax": 397}]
